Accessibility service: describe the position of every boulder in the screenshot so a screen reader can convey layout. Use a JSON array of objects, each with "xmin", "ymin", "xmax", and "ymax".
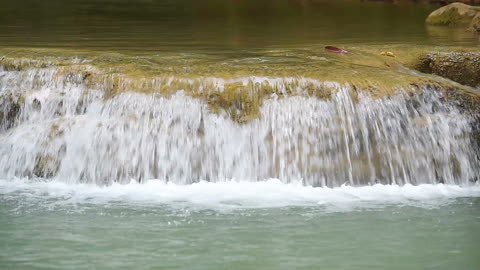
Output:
[
  {"xmin": 470, "ymin": 12, "xmax": 480, "ymax": 31},
  {"xmin": 414, "ymin": 52, "xmax": 480, "ymax": 88},
  {"xmin": 426, "ymin": 2, "xmax": 480, "ymax": 26},
  {"xmin": 429, "ymin": 0, "xmax": 480, "ymax": 5}
]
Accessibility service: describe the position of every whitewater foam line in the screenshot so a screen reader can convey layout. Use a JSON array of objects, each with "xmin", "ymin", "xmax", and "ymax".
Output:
[{"xmin": 1, "ymin": 179, "xmax": 479, "ymax": 210}]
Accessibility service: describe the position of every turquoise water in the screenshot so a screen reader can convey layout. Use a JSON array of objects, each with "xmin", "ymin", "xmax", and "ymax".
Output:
[{"xmin": 1, "ymin": 180, "xmax": 480, "ymax": 270}]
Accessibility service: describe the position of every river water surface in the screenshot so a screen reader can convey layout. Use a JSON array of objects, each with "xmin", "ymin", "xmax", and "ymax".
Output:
[{"xmin": 1, "ymin": 180, "xmax": 480, "ymax": 270}]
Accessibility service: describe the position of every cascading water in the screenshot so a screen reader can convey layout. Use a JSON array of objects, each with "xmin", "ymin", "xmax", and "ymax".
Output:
[{"xmin": 0, "ymin": 66, "xmax": 479, "ymax": 186}]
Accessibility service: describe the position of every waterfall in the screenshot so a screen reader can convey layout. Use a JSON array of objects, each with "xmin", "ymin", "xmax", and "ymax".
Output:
[{"xmin": 1, "ymin": 66, "xmax": 479, "ymax": 186}]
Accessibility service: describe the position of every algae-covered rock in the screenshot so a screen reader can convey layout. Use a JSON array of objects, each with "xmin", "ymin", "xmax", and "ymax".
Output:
[
  {"xmin": 470, "ymin": 12, "xmax": 480, "ymax": 31},
  {"xmin": 414, "ymin": 52, "xmax": 480, "ymax": 88},
  {"xmin": 0, "ymin": 93, "xmax": 24, "ymax": 130},
  {"xmin": 426, "ymin": 2, "xmax": 480, "ymax": 26},
  {"xmin": 33, "ymin": 154, "xmax": 61, "ymax": 178}
]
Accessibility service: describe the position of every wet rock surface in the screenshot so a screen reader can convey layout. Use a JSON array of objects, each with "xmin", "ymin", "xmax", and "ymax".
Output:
[
  {"xmin": 470, "ymin": 12, "xmax": 480, "ymax": 31},
  {"xmin": 0, "ymin": 94, "xmax": 24, "ymax": 131},
  {"xmin": 426, "ymin": 3, "xmax": 480, "ymax": 26},
  {"xmin": 414, "ymin": 52, "xmax": 480, "ymax": 88}
]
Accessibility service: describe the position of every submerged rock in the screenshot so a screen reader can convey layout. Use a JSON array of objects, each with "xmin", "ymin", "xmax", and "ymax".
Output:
[
  {"xmin": 414, "ymin": 52, "xmax": 480, "ymax": 88},
  {"xmin": 426, "ymin": 2, "xmax": 480, "ymax": 26}
]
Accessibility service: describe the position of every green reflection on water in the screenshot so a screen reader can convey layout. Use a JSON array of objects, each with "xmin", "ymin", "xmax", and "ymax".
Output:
[{"xmin": 0, "ymin": 0, "xmax": 478, "ymax": 53}]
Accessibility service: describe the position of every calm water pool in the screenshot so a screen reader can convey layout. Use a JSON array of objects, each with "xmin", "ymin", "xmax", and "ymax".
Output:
[
  {"xmin": 1, "ymin": 180, "xmax": 480, "ymax": 270},
  {"xmin": 0, "ymin": 0, "xmax": 478, "ymax": 53}
]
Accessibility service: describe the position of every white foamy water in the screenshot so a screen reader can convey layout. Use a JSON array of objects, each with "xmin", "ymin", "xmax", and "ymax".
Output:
[
  {"xmin": 1, "ymin": 67, "xmax": 479, "ymax": 186},
  {"xmin": 1, "ymin": 178, "xmax": 480, "ymax": 210}
]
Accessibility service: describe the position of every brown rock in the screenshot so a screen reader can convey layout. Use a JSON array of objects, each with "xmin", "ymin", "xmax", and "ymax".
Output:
[
  {"xmin": 470, "ymin": 12, "xmax": 480, "ymax": 31},
  {"xmin": 414, "ymin": 52, "xmax": 480, "ymax": 88},
  {"xmin": 426, "ymin": 2, "xmax": 480, "ymax": 26}
]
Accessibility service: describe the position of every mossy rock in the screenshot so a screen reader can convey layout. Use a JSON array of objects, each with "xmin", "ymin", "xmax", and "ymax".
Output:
[
  {"xmin": 426, "ymin": 2, "xmax": 480, "ymax": 26},
  {"xmin": 0, "ymin": 93, "xmax": 24, "ymax": 130},
  {"xmin": 470, "ymin": 12, "xmax": 480, "ymax": 31},
  {"xmin": 33, "ymin": 153, "xmax": 61, "ymax": 178},
  {"xmin": 414, "ymin": 52, "xmax": 480, "ymax": 88}
]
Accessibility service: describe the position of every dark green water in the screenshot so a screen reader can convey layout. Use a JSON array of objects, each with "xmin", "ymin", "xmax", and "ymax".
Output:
[{"xmin": 0, "ymin": 0, "xmax": 478, "ymax": 53}]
